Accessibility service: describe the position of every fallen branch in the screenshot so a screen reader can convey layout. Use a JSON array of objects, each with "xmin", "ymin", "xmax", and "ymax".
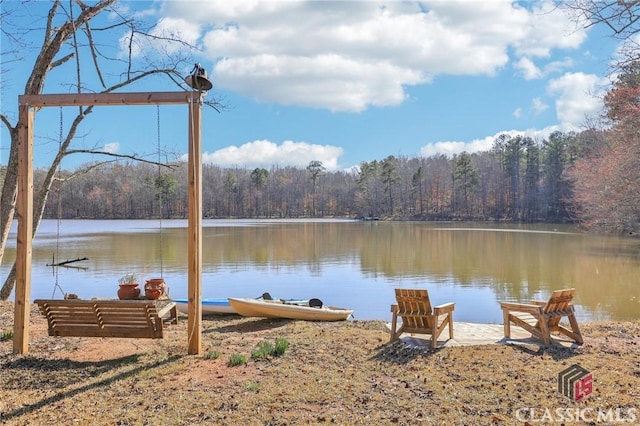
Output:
[{"xmin": 46, "ymin": 257, "xmax": 89, "ymax": 267}]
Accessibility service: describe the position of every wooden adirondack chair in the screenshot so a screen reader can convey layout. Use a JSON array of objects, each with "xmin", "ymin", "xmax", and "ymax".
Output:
[
  {"xmin": 499, "ymin": 288, "xmax": 583, "ymax": 346},
  {"xmin": 389, "ymin": 288, "xmax": 455, "ymax": 349}
]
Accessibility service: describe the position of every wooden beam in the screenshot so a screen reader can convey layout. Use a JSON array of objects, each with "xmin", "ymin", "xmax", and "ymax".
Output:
[
  {"xmin": 14, "ymin": 105, "xmax": 34, "ymax": 354},
  {"xmin": 19, "ymin": 91, "xmax": 200, "ymax": 107},
  {"xmin": 187, "ymin": 96, "xmax": 203, "ymax": 355}
]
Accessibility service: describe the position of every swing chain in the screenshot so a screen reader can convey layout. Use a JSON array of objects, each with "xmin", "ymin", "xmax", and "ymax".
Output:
[
  {"xmin": 52, "ymin": 107, "xmax": 64, "ymax": 298},
  {"xmin": 157, "ymin": 105, "xmax": 163, "ymax": 278}
]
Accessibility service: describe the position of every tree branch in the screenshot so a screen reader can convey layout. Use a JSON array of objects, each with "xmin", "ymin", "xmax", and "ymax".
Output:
[
  {"xmin": 50, "ymin": 52, "xmax": 75, "ymax": 69},
  {"xmin": 83, "ymin": 21, "xmax": 106, "ymax": 88},
  {"xmin": 26, "ymin": 0, "xmax": 118, "ymax": 95},
  {"xmin": 0, "ymin": 113, "xmax": 14, "ymax": 132},
  {"xmin": 64, "ymin": 148, "xmax": 179, "ymax": 169},
  {"xmin": 566, "ymin": 0, "xmax": 640, "ymax": 38}
]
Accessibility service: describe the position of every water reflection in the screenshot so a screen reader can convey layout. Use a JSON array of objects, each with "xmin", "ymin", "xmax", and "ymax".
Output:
[{"xmin": 4, "ymin": 219, "xmax": 640, "ymax": 323}]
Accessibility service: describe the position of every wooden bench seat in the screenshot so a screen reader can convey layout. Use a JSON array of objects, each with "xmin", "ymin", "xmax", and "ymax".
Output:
[{"xmin": 34, "ymin": 299, "xmax": 175, "ymax": 339}]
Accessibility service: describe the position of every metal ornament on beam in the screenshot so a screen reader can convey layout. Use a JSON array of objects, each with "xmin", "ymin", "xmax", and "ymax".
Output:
[{"xmin": 184, "ymin": 63, "xmax": 213, "ymax": 92}]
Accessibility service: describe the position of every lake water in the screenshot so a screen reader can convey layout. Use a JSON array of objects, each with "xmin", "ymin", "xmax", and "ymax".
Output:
[{"xmin": 4, "ymin": 219, "xmax": 640, "ymax": 323}]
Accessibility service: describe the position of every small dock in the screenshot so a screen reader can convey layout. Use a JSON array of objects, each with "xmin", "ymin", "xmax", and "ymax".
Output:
[{"xmin": 389, "ymin": 322, "xmax": 580, "ymax": 349}]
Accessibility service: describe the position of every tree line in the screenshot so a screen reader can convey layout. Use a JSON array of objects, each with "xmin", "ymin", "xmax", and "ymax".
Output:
[
  {"xmin": 31, "ymin": 128, "xmax": 593, "ymax": 225},
  {"xmin": 40, "ymin": 51, "xmax": 639, "ymax": 233}
]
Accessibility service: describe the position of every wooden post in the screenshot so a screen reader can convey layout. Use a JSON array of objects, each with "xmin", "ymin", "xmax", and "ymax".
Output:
[
  {"xmin": 14, "ymin": 105, "xmax": 34, "ymax": 354},
  {"xmin": 187, "ymin": 93, "xmax": 203, "ymax": 355}
]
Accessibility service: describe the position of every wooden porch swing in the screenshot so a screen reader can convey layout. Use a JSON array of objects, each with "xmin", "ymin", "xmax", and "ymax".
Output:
[{"xmin": 13, "ymin": 90, "xmax": 205, "ymax": 354}]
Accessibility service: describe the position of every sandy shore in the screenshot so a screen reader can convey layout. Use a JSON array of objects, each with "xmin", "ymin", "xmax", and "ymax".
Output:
[{"xmin": 1, "ymin": 301, "xmax": 639, "ymax": 425}]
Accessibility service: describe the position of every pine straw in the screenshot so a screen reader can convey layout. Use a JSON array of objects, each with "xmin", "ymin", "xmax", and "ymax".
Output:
[{"xmin": 1, "ymin": 301, "xmax": 639, "ymax": 425}]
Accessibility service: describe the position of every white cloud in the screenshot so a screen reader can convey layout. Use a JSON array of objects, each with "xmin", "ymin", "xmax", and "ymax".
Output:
[
  {"xmin": 102, "ymin": 142, "xmax": 119, "ymax": 154},
  {"xmin": 543, "ymin": 57, "xmax": 574, "ymax": 74},
  {"xmin": 419, "ymin": 126, "xmax": 563, "ymax": 158},
  {"xmin": 151, "ymin": 0, "xmax": 601, "ymax": 164},
  {"xmin": 532, "ymin": 97, "xmax": 549, "ymax": 114},
  {"xmin": 420, "ymin": 136, "xmax": 495, "ymax": 158},
  {"xmin": 515, "ymin": 57, "xmax": 542, "ymax": 80},
  {"xmin": 513, "ymin": 107, "xmax": 522, "ymax": 118},
  {"xmin": 151, "ymin": 17, "xmax": 202, "ymax": 52},
  {"xmin": 547, "ymin": 72, "xmax": 605, "ymax": 130},
  {"xmin": 214, "ymin": 54, "xmax": 422, "ymax": 112},
  {"xmin": 159, "ymin": 0, "xmax": 588, "ymax": 112},
  {"xmin": 197, "ymin": 140, "xmax": 344, "ymax": 170},
  {"xmin": 511, "ymin": 1, "xmax": 586, "ymax": 58},
  {"xmin": 119, "ymin": 16, "xmax": 201, "ymax": 59},
  {"xmin": 515, "ymin": 56, "xmax": 574, "ymax": 80}
]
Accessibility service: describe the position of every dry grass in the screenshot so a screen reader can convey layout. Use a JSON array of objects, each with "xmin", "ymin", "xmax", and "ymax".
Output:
[{"xmin": 1, "ymin": 301, "xmax": 639, "ymax": 425}]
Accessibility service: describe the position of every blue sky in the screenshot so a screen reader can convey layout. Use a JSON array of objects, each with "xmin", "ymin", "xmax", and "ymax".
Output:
[{"xmin": 0, "ymin": 1, "xmax": 620, "ymax": 171}]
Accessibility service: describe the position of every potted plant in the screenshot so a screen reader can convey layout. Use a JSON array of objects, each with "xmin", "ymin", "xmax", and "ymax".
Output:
[
  {"xmin": 117, "ymin": 273, "xmax": 141, "ymax": 300},
  {"xmin": 144, "ymin": 277, "xmax": 167, "ymax": 300}
]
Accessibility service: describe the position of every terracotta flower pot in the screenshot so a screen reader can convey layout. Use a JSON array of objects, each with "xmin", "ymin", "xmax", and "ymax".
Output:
[
  {"xmin": 144, "ymin": 278, "xmax": 166, "ymax": 300},
  {"xmin": 117, "ymin": 283, "xmax": 140, "ymax": 300}
]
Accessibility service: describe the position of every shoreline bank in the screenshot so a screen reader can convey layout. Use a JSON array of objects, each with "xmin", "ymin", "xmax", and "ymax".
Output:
[{"xmin": 1, "ymin": 301, "xmax": 639, "ymax": 425}]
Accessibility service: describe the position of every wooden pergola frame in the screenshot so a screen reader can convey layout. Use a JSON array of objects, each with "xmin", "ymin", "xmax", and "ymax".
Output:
[{"xmin": 13, "ymin": 91, "xmax": 204, "ymax": 355}]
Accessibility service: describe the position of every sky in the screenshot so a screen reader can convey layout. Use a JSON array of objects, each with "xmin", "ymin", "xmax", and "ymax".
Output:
[{"xmin": 0, "ymin": 1, "xmax": 621, "ymax": 172}]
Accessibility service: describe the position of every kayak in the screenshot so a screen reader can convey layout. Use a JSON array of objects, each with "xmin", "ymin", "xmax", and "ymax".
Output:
[
  {"xmin": 228, "ymin": 297, "xmax": 353, "ymax": 321},
  {"xmin": 173, "ymin": 294, "xmax": 309, "ymax": 316},
  {"xmin": 173, "ymin": 298, "xmax": 235, "ymax": 315}
]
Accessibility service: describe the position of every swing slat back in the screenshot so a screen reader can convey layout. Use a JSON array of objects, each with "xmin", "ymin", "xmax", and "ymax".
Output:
[{"xmin": 34, "ymin": 299, "xmax": 165, "ymax": 339}]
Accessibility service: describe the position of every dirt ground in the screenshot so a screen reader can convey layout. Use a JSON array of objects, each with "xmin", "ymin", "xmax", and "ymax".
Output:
[{"xmin": 1, "ymin": 301, "xmax": 639, "ymax": 425}]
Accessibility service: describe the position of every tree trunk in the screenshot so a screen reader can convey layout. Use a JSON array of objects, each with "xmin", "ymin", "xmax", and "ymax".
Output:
[
  {"xmin": 0, "ymin": 126, "xmax": 19, "ymax": 272},
  {"xmin": 0, "ymin": 0, "xmax": 122, "ymax": 299}
]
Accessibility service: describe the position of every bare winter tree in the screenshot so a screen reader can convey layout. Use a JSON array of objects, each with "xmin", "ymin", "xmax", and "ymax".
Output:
[
  {"xmin": 564, "ymin": 1, "xmax": 640, "ymax": 232},
  {"xmin": 566, "ymin": 0, "xmax": 640, "ymax": 38},
  {"xmin": 565, "ymin": 1, "xmax": 640, "ymax": 70},
  {"xmin": 0, "ymin": 0, "xmax": 220, "ymax": 299}
]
